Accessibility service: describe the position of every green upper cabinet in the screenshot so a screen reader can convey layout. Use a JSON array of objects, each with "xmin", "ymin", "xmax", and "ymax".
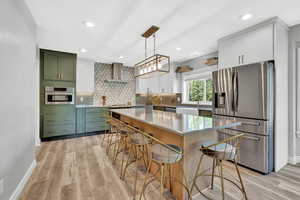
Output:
[
  {"xmin": 59, "ymin": 54, "xmax": 76, "ymax": 81},
  {"xmin": 42, "ymin": 50, "xmax": 76, "ymax": 82},
  {"xmin": 43, "ymin": 53, "xmax": 59, "ymax": 80}
]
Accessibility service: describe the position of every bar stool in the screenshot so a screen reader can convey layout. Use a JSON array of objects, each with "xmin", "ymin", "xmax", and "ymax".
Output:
[
  {"xmin": 120, "ymin": 127, "xmax": 151, "ymax": 199},
  {"xmin": 190, "ymin": 133, "xmax": 247, "ymax": 200},
  {"xmin": 111, "ymin": 120, "xmax": 135, "ymax": 176},
  {"xmin": 101, "ymin": 115, "xmax": 119, "ymax": 154},
  {"xmin": 139, "ymin": 139, "xmax": 191, "ymax": 200}
]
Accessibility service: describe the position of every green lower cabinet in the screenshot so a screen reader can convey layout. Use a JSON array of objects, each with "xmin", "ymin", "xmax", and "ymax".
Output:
[
  {"xmin": 76, "ymin": 107, "xmax": 109, "ymax": 134},
  {"xmin": 76, "ymin": 108, "xmax": 85, "ymax": 134},
  {"xmin": 43, "ymin": 105, "xmax": 76, "ymax": 138}
]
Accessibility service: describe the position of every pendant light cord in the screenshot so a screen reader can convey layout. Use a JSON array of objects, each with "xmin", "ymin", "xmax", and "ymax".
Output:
[
  {"xmin": 153, "ymin": 34, "xmax": 156, "ymax": 55},
  {"xmin": 145, "ymin": 37, "xmax": 147, "ymax": 60}
]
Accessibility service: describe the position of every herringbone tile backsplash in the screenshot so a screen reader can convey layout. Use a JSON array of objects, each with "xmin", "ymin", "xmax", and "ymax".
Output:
[{"xmin": 94, "ymin": 63, "xmax": 136, "ymax": 105}]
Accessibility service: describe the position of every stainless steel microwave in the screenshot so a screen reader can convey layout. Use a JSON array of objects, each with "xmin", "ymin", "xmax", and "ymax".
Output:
[{"xmin": 45, "ymin": 87, "xmax": 74, "ymax": 105}]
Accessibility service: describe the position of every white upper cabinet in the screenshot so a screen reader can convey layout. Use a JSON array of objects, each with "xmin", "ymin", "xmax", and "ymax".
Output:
[
  {"xmin": 135, "ymin": 68, "xmax": 179, "ymax": 94},
  {"xmin": 76, "ymin": 59, "xmax": 95, "ymax": 93},
  {"xmin": 218, "ymin": 23, "xmax": 274, "ymax": 69}
]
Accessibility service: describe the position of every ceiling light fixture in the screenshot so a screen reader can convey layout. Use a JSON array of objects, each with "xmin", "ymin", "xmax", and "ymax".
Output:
[
  {"xmin": 80, "ymin": 48, "xmax": 87, "ymax": 53},
  {"xmin": 176, "ymin": 47, "xmax": 182, "ymax": 51},
  {"xmin": 241, "ymin": 13, "xmax": 253, "ymax": 21},
  {"xmin": 83, "ymin": 21, "xmax": 95, "ymax": 28},
  {"xmin": 119, "ymin": 56, "xmax": 124, "ymax": 59},
  {"xmin": 134, "ymin": 25, "xmax": 170, "ymax": 78},
  {"xmin": 190, "ymin": 52, "xmax": 200, "ymax": 56}
]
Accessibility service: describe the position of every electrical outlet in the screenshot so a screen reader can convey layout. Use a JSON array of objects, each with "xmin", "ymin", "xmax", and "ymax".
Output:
[{"xmin": 0, "ymin": 178, "xmax": 3, "ymax": 195}]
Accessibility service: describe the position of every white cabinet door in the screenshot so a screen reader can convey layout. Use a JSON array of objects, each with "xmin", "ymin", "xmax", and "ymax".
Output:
[
  {"xmin": 218, "ymin": 37, "xmax": 241, "ymax": 69},
  {"xmin": 218, "ymin": 24, "xmax": 274, "ymax": 69},
  {"xmin": 151, "ymin": 76, "xmax": 160, "ymax": 93},
  {"xmin": 241, "ymin": 24, "xmax": 274, "ymax": 65},
  {"xmin": 76, "ymin": 59, "xmax": 94, "ymax": 93},
  {"xmin": 159, "ymin": 73, "xmax": 172, "ymax": 93}
]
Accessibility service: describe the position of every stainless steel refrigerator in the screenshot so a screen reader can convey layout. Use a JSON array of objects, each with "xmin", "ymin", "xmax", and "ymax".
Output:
[{"xmin": 212, "ymin": 61, "xmax": 274, "ymax": 174}]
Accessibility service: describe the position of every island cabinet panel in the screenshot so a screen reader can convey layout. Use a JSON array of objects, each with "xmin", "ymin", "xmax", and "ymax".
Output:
[
  {"xmin": 43, "ymin": 106, "xmax": 76, "ymax": 138},
  {"xmin": 76, "ymin": 107, "xmax": 109, "ymax": 134}
]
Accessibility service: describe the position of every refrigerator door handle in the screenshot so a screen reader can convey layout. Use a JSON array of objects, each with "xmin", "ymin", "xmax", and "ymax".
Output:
[
  {"xmin": 232, "ymin": 72, "xmax": 236, "ymax": 111},
  {"xmin": 232, "ymin": 70, "xmax": 238, "ymax": 112},
  {"xmin": 235, "ymin": 71, "xmax": 239, "ymax": 112}
]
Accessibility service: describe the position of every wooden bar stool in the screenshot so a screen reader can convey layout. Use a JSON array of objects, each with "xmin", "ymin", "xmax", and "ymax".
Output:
[
  {"xmin": 190, "ymin": 133, "xmax": 248, "ymax": 200},
  {"xmin": 139, "ymin": 137, "xmax": 191, "ymax": 200}
]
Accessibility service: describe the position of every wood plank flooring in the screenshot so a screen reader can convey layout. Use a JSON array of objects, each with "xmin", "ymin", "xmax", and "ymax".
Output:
[{"xmin": 19, "ymin": 135, "xmax": 300, "ymax": 200}]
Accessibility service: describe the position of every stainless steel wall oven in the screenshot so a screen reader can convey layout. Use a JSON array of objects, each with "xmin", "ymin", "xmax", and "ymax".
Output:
[{"xmin": 45, "ymin": 87, "xmax": 74, "ymax": 105}]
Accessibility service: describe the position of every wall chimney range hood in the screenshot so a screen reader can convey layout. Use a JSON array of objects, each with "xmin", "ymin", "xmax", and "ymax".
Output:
[{"xmin": 104, "ymin": 62, "xmax": 128, "ymax": 83}]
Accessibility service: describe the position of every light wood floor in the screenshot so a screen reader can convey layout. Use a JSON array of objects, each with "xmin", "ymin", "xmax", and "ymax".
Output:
[{"xmin": 19, "ymin": 135, "xmax": 300, "ymax": 200}]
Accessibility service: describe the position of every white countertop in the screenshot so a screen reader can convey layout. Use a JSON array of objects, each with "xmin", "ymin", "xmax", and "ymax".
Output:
[
  {"xmin": 76, "ymin": 104, "xmax": 135, "ymax": 108},
  {"xmin": 111, "ymin": 108, "xmax": 240, "ymax": 136}
]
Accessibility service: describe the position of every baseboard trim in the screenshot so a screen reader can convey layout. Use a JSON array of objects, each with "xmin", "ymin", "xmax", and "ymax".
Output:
[
  {"xmin": 289, "ymin": 156, "xmax": 300, "ymax": 165},
  {"xmin": 9, "ymin": 160, "xmax": 37, "ymax": 200}
]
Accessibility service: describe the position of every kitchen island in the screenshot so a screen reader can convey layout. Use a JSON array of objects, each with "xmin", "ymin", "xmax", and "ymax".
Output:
[{"xmin": 111, "ymin": 108, "xmax": 241, "ymax": 200}]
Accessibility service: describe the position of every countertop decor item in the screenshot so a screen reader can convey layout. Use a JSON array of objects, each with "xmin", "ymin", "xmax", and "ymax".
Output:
[
  {"xmin": 102, "ymin": 96, "xmax": 106, "ymax": 106},
  {"xmin": 134, "ymin": 25, "xmax": 170, "ymax": 78}
]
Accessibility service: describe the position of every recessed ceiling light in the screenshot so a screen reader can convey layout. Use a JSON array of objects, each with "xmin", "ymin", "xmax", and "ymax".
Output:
[
  {"xmin": 80, "ymin": 48, "xmax": 87, "ymax": 53},
  {"xmin": 190, "ymin": 52, "xmax": 200, "ymax": 56},
  {"xmin": 119, "ymin": 56, "xmax": 124, "ymax": 59},
  {"xmin": 176, "ymin": 47, "xmax": 181, "ymax": 51},
  {"xmin": 83, "ymin": 21, "xmax": 95, "ymax": 28},
  {"xmin": 241, "ymin": 13, "xmax": 253, "ymax": 21}
]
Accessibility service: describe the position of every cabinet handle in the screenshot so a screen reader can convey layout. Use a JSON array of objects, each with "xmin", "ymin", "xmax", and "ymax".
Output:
[
  {"xmin": 61, "ymin": 73, "xmax": 63, "ymax": 79},
  {"xmin": 242, "ymin": 55, "xmax": 244, "ymax": 64}
]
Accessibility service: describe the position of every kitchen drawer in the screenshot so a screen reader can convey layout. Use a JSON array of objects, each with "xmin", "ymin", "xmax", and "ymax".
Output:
[
  {"xmin": 44, "ymin": 106, "xmax": 75, "ymax": 120},
  {"xmin": 86, "ymin": 121, "xmax": 109, "ymax": 132},
  {"xmin": 85, "ymin": 115, "xmax": 106, "ymax": 123},
  {"xmin": 85, "ymin": 107, "xmax": 108, "ymax": 114},
  {"xmin": 43, "ymin": 123, "xmax": 75, "ymax": 137}
]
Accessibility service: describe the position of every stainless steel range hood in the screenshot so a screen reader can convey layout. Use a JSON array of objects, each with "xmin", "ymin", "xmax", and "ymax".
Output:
[{"xmin": 104, "ymin": 62, "xmax": 128, "ymax": 83}]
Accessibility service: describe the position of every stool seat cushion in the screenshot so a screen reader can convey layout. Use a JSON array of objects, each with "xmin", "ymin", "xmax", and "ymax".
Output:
[
  {"xmin": 201, "ymin": 142, "xmax": 236, "ymax": 160},
  {"xmin": 130, "ymin": 133, "xmax": 150, "ymax": 145},
  {"xmin": 151, "ymin": 144, "xmax": 182, "ymax": 164}
]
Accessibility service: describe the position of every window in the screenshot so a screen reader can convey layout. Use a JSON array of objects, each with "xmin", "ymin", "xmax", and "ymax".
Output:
[{"xmin": 184, "ymin": 78, "xmax": 213, "ymax": 105}]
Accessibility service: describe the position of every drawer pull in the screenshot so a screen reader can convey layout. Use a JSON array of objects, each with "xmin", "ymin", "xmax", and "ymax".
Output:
[
  {"xmin": 242, "ymin": 136, "xmax": 260, "ymax": 141},
  {"xmin": 241, "ymin": 122, "xmax": 260, "ymax": 126}
]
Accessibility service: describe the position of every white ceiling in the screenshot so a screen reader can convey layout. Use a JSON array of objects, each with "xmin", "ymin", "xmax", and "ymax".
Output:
[{"xmin": 25, "ymin": 0, "xmax": 300, "ymax": 66}]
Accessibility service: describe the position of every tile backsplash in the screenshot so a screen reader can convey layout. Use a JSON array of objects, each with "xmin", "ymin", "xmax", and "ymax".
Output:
[{"xmin": 94, "ymin": 63, "xmax": 136, "ymax": 105}]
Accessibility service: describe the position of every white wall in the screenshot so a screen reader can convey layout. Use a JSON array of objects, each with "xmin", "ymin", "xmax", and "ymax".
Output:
[
  {"xmin": 76, "ymin": 58, "xmax": 95, "ymax": 94},
  {"xmin": 0, "ymin": 0, "xmax": 37, "ymax": 199},
  {"xmin": 288, "ymin": 24, "xmax": 300, "ymax": 164}
]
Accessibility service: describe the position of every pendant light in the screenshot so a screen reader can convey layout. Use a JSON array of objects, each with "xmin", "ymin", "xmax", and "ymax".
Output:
[{"xmin": 134, "ymin": 25, "xmax": 170, "ymax": 78}]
